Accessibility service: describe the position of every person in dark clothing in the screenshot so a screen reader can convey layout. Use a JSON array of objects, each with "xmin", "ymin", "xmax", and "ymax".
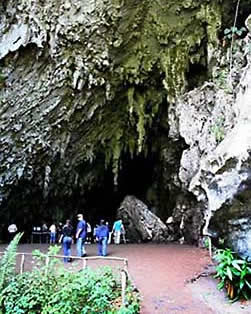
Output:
[
  {"xmin": 95, "ymin": 219, "xmax": 109, "ymax": 256},
  {"xmin": 57, "ymin": 222, "xmax": 63, "ymax": 243},
  {"xmin": 59, "ymin": 219, "xmax": 73, "ymax": 263}
]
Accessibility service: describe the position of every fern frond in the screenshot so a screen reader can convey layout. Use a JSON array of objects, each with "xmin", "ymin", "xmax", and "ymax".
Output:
[{"xmin": 0, "ymin": 232, "xmax": 23, "ymax": 290}]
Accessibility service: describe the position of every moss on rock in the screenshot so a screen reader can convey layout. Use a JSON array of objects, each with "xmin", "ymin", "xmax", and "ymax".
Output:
[{"xmin": 0, "ymin": 0, "xmax": 222, "ymax": 202}]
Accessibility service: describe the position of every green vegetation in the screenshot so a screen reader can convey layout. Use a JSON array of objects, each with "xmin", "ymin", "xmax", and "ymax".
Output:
[
  {"xmin": 73, "ymin": 1, "xmax": 222, "ymax": 180},
  {"xmin": 214, "ymin": 248, "xmax": 251, "ymax": 301},
  {"xmin": 211, "ymin": 117, "xmax": 225, "ymax": 143},
  {"xmin": 0, "ymin": 69, "xmax": 5, "ymax": 88},
  {"xmin": 223, "ymin": 26, "xmax": 246, "ymax": 41},
  {"xmin": 0, "ymin": 236, "xmax": 140, "ymax": 313},
  {"xmin": 0, "ymin": 233, "xmax": 23, "ymax": 291}
]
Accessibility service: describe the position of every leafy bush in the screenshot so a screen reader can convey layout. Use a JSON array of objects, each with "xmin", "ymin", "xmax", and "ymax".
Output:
[
  {"xmin": 214, "ymin": 248, "xmax": 251, "ymax": 301},
  {"xmin": 0, "ymin": 246, "xmax": 140, "ymax": 313}
]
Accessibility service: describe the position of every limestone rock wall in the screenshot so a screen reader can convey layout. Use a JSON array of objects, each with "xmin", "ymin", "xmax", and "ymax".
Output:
[
  {"xmin": 0, "ymin": 1, "xmax": 221, "ymax": 211},
  {"xmin": 169, "ymin": 24, "xmax": 251, "ymax": 258}
]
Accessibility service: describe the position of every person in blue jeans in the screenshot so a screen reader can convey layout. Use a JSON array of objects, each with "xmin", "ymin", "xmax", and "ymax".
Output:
[
  {"xmin": 59, "ymin": 219, "xmax": 73, "ymax": 263},
  {"xmin": 95, "ymin": 219, "xmax": 109, "ymax": 256},
  {"xmin": 76, "ymin": 214, "xmax": 87, "ymax": 257},
  {"xmin": 49, "ymin": 223, "xmax": 57, "ymax": 244}
]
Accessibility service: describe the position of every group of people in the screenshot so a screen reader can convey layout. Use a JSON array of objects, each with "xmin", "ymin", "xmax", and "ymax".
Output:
[
  {"xmin": 59, "ymin": 215, "xmax": 126, "ymax": 263},
  {"xmin": 7, "ymin": 216, "xmax": 126, "ymax": 263}
]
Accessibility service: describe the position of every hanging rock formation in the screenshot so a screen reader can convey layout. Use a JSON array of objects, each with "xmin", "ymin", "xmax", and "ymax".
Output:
[{"xmin": 0, "ymin": 0, "xmax": 221, "ymax": 222}]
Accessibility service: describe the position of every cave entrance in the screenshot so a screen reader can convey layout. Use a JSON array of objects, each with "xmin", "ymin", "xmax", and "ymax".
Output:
[
  {"xmin": 82, "ymin": 152, "xmax": 156, "ymax": 227},
  {"xmin": 0, "ymin": 152, "xmax": 157, "ymax": 242}
]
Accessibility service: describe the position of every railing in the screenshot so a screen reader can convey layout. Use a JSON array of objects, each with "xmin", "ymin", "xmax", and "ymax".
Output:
[{"xmin": 0, "ymin": 252, "xmax": 129, "ymax": 307}]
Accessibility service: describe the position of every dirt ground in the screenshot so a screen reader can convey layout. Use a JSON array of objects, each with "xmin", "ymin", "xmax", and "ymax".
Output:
[{"xmin": 0, "ymin": 243, "xmax": 250, "ymax": 314}]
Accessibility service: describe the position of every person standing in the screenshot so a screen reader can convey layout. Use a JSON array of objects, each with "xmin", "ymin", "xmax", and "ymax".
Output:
[
  {"xmin": 59, "ymin": 219, "xmax": 73, "ymax": 263},
  {"xmin": 57, "ymin": 222, "xmax": 63, "ymax": 243},
  {"xmin": 121, "ymin": 223, "xmax": 126, "ymax": 244},
  {"xmin": 76, "ymin": 214, "xmax": 87, "ymax": 257},
  {"xmin": 86, "ymin": 222, "xmax": 92, "ymax": 244},
  {"xmin": 49, "ymin": 223, "xmax": 57, "ymax": 244},
  {"xmin": 106, "ymin": 222, "xmax": 112, "ymax": 244},
  {"xmin": 112, "ymin": 219, "xmax": 123, "ymax": 244},
  {"xmin": 8, "ymin": 223, "xmax": 18, "ymax": 242},
  {"xmin": 42, "ymin": 223, "xmax": 48, "ymax": 232},
  {"xmin": 96, "ymin": 219, "xmax": 109, "ymax": 256},
  {"xmin": 93, "ymin": 224, "xmax": 99, "ymax": 243}
]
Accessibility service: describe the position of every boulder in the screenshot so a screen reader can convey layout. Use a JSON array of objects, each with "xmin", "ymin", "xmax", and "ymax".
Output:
[{"xmin": 117, "ymin": 195, "xmax": 168, "ymax": 243}]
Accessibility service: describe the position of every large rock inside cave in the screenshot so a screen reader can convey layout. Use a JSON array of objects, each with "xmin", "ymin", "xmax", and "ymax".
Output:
[{"xmin": 117, "ymin": 195, "xmax": 168, "ymax": 243}]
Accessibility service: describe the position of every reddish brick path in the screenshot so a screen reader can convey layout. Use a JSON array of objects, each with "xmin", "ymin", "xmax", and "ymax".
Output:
[{"xmin": 1, "ymin": 243, "xmax": 250, "ymax": 313}]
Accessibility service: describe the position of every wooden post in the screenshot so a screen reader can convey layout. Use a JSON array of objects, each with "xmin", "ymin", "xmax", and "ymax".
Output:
[
  {"xmin": 20, "ymin": 254, "xmax": 25, "ymax": 274},
  {"xmin": 121, "ymin": 269, "xmax": 127, "ymax": 307},
  {"xmin": 124, "ymin": 259, "xmax": 128, "ymax": 272},
  {"xmin": 208, "ymin": 236, "xmax": 212, "ymax": 259},
  {"xmin": 45, "ymin": 256, "xmax": 49, "ymax": 275},
  {"xmin": 82, "ymin": 258, "xmax": 87, "ymax": 269}
]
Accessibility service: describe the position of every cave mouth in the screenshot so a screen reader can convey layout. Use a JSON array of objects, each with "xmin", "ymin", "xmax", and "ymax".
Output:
[
  {"xmin": 0, "ymin": 151, "xmax": 157, "ymax": 242},
  {"xmin": 82, "ymin": 151, "xmax": 157, "ymax": 227}
]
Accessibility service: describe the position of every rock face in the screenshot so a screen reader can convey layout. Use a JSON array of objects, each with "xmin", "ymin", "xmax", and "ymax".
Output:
[
  {"xmin": 0, "ymin": 1, "xmax": 222, "ymax": 230},
  {"xmin": 169, "ymin": 28, "xmax": 251, "ymax": 259},
  {"xmin": 117, "ymin": 195, "xmax": 168, "ymax": 243},
  {"xmin": 0, "ymin": 0, "xmax": 221, "ymax": 203}
]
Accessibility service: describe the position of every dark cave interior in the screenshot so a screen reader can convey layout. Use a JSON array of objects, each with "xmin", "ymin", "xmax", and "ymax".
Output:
[
  {"xmin": 84, "ymin": 153, "xmax": 156, "ymax": 223},
  {"xmin": 0, "ymin": 152, "xmax": 160, "ymax": 242}
]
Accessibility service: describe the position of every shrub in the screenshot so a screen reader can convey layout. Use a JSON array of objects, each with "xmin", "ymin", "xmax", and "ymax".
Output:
[
  {"xmin": 0, "ymin": 247, "xmax": 140, "ymax": 313},
  {"xmin": 214, "ymin": 248, "xmax": 251, "ymax": 301}
]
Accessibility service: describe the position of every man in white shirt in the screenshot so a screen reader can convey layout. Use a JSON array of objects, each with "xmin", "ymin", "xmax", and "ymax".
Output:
[
  {"xmin": 8, "ymin": 223, "xmax": 18, "ymax": 242},
  {"xmin": 49, "ymin": 224, "xmax": 57, "ymax": 244}
]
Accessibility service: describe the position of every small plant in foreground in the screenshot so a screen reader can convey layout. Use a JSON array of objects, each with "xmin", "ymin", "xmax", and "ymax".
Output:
[
  {"xmin": 214, "ymin": 248, "xmax": 251, "ymax": 301},
  {"xmin": 0, "ymin": 233, "xmax": 23, "ymax": 291}
]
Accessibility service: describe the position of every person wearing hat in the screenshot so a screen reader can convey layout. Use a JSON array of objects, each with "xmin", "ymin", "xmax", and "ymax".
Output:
[
  {"xmin": 76, "ymin": 214, "xmax": 87, "ymax": 257},
  {"xmin": 95, "ymin": 219, "xmax": 109, "ymax": 256}
]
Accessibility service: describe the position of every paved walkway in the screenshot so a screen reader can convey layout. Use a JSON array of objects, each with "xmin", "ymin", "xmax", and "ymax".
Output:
[{"xmin": 1, "ymin": 243, "xmax": 250, "ymax": 313}]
